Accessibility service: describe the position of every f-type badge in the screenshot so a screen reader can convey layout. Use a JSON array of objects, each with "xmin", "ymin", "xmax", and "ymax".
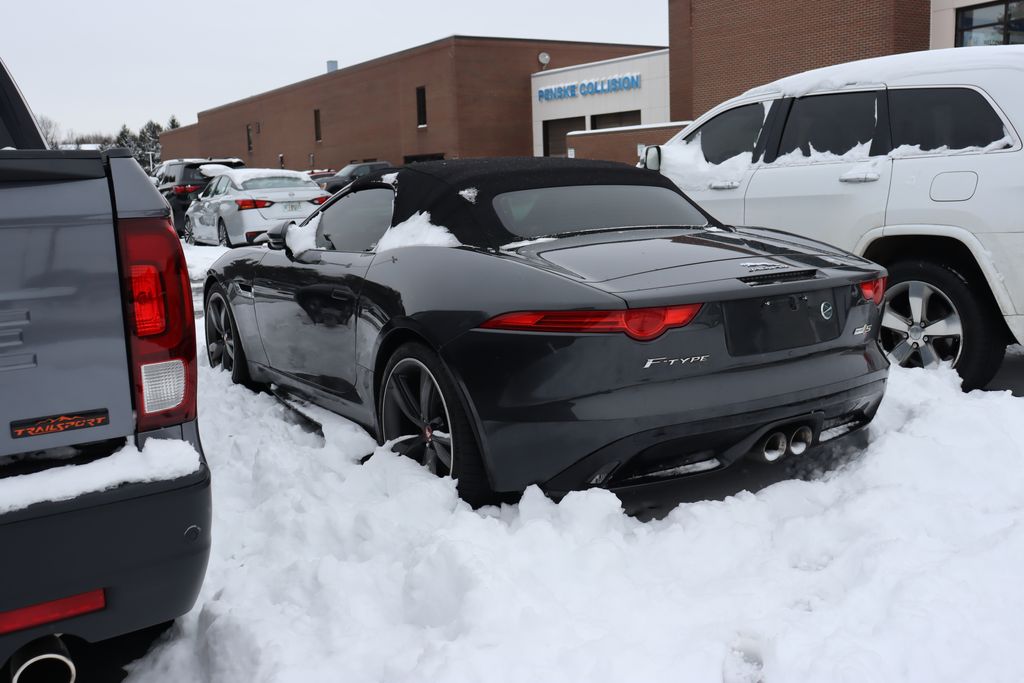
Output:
[
  {"xmin": 820, "ymin": 302, "xmax": 834, "ymax": 320},
  {"xmin": 644, "ymin": 355, "xmax": 710, "ymax": 369}
]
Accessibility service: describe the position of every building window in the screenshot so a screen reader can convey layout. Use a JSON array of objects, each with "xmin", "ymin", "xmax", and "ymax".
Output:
[
  {"xmin": 590, "ymin": 110, "xmax": 642, "ymax": 130},
  {"xmin": 416, "ymin": 86, "xmax": 427, "ymax": 127},
  {"xmin": 956, "ymin": 1, "xmax": 1024, "ymax": 45},
  {"xmin": 314, "ymin": 109, "xmax": 322, "ymax": 142},
  {"xmin": 246, "ymin": 124, "xmax": 253, "ymax": 153}
]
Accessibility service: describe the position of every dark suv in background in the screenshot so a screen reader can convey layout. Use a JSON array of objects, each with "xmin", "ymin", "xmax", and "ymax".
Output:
[
  {"xmin": 319, "ymin": 161, "xmax": 392, "ymax": 193},
  {"xmin": 154, "ymin": 158, "xmax": 245, "ymax": 233}
]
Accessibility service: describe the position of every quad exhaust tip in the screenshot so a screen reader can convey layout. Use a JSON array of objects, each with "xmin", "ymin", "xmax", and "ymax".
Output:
[
  {"xmin": 762, "ymin": 432, "xmax": 788, "ymax": 462},
  {"xmin": 9, "ymin": 635, "xmax": 75, "ymax": 683},
  {"xmin": 789, "ymin": 425, "xmax": 814, "ymax": 456}
]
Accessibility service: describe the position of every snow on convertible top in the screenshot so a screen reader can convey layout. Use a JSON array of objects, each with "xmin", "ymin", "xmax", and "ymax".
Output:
[
  {"xmin": 744, "ymin": 45, "xmax": 1024, "ymax": 99},
  {"xmin": 284, "ymin": 211, "xmax": 461, "ymax": 256},
  {"xmin": 374, "ymin": 211, "xmax": 461, "ymax": 251},
  {"xmin": 199, "ymin": 165, "xmax": 313, "ymax": 185}
]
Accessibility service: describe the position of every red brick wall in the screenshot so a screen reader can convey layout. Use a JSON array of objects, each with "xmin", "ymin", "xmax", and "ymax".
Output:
[
  {"xmin": 669, "ymin": 0, "xmax": 931, "ymax": 120},
  {"xmin": 566, "ymin": 123, "xmax": 688, "ymax": 165},
  {"xmin": 159, "ymin": 37, "xmax": 657, "ymax": 169},
  {"xmin": 160, "ymin": 123, "xmax": 200, "ymax": 160}
]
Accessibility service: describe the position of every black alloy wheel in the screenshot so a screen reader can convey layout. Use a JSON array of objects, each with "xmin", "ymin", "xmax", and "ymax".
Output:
[
  {"xmin": 382, "ymin": 357, "xmax": 454, "ymax": 476},
  {"xmin": 205, "ymin": 284, "xmax": 256, "ymax": 387},
  {"xmin": 379, "ymin": 343, "xmax": 494, "ymax": 505}
]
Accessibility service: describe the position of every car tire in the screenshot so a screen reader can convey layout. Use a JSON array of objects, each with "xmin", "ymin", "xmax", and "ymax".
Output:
[
  {"xmin": 205, "ymin": 284, "xmax": 259, "ymax": 389},
  {"xmin": 218, "ymin": 220, "xmax": 232, "ymax": 248},
  {"xmin": 183, "ymin": 217, "xmax": 196, "ymax": 245},
  {"xmin": 379, "ymin": 342, "xmax": 494, "ymax": 506},
  {"xmin": 880, "ymin": 259, "xmax": 1005, "ymax": 391}
]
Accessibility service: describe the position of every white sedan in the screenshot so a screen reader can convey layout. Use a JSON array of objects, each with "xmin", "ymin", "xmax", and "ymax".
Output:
[{"xmin": 184, "ymin": 166, "xmax": 329, "ymax": 246}]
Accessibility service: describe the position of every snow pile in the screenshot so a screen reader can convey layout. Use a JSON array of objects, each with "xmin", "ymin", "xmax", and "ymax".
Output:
[
  {"xmin": 0, "ymin": 439, "xmax": 201, "ymax": 515},
  {"xmin": 745, "ymin": 45, "xmax": 1024, "ymax": 99},
  {"xmin": 458, "ymin": 187, "xmax": 478, "ymax": 204},
  {"xmin": 381, "ymin": 172, "xmax": 399, "ymax": 186},
  {"xmin": 374, "ymin": 212, "xmax": 461, "ymax": 252},
  {"xmin": 285, "ymin": 216, "xmax": 319, "ymax": 255},
  {"xmin": 128, "ymin": 296, "xmax": 1024, "ymax": 683},
  {"xmin": 180, "ymin": 242, "xmax": 230, "ymax": 282}
]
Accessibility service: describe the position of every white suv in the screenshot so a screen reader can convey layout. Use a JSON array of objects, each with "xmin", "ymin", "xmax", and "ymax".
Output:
[{"xmin": 644, "ymin": 45, "xmax": 1024, "ymax": 390}]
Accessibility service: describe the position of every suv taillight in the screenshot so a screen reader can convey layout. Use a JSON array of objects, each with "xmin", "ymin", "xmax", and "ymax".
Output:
[
  {"xmin": 172, "ymin": 184, "xmax": 202, "ymax": 195},
  {"xmin": 117, "ymin": 217, "xmax": 197, "ymax": 433}
]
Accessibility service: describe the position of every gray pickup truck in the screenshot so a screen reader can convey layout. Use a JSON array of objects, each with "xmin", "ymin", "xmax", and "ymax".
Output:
[{"xmin": 0, "ymin": 60, "xmax": 210, "ymax": 681}]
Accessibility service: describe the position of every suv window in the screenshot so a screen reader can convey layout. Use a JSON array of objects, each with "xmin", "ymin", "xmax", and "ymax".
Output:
[
  {"xmin": 777, "ymin": 91, "xmax": 883, "ymax": 160},
  {"xmin": 682, "ymin": 103, "xmax": 766, "ymax": 165},
  {"xmin": 316, "ymin": 188, "xmax": 394, "ymax": 252},
  {"xmin": 889, "ymin": 87, "xmax": 1008, "ymax": 152}
]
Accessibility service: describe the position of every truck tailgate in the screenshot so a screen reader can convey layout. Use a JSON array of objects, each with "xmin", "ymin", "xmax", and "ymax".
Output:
[{"xmin": 0, "ymin": 152, "xmax": 134, "ymax": 457}]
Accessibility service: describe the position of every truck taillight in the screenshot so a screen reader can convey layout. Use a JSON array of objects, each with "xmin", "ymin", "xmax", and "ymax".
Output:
[{"xmin": 117, "ymin": 217, "xmax": 197, "ymax": 433}]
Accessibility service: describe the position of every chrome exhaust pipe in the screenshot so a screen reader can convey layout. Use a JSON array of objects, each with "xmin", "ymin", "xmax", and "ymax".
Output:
[
  {"xmin": 789, "ymin": 425, "xmax": 814, "ymax": 456},
  {"xmin": 761, "ymin": 431, "xmax": 788, "ymax": 462},
  {"xmin": 8, "ymin": 635, "xmax": 76, "ymax": 683}
]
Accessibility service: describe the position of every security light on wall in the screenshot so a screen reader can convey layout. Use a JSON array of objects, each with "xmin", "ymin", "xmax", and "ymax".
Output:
[{"xmin": 538, "ymin": 52, "xmax": 551, "ymax": 69}]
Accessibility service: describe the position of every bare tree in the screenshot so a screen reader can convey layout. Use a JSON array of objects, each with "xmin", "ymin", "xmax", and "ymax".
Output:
[{"xmin": 36, "ymin": 115, "xmax": 62, "ymax": 149}]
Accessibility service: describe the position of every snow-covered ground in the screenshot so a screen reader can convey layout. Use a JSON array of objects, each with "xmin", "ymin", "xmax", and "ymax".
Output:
[{"xmin": 129, "ymin": 244, "xmax": 1024, "ymax": 683}]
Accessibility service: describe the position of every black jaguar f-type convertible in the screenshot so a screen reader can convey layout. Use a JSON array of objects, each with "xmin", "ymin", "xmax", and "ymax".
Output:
[{"xmin": 202, "ymin": 157, "xmax": 888, "ymax": 505}]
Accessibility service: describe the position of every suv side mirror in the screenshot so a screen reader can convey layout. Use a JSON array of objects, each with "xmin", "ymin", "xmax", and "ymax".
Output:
[
  {"xmin": 642, "ymin": 145, "xmax": 662, "ymax": 172},
  {"xmin": 266, "ymin": 221, "xmax": 289, "ymax": 251}
]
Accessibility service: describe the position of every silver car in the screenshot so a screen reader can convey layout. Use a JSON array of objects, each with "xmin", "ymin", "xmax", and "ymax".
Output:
[{"xmin": 184, "ymin": 167, "xmax": 329, "ymax": 246}]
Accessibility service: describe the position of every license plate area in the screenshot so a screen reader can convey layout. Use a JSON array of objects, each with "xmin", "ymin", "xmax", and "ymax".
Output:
[
  {"xmin": 724, "ymin": 288, "xmax": 842, "ymax": 355},
  {"xmin": 283, "ymin": 202, "xmax": 301, "ymax": 212}
]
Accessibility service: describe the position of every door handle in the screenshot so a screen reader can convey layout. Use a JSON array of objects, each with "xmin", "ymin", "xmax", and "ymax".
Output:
[
  {"xmin": 331, "ymin": 288, "xmax": 350, "ymax": 300},
  {"xmin": 709, "ymin": 180, "xmax": 741, "ymax": 190},
  {"xmin": 839, "ymin": 171, "xmax": 880, "ymax": 183}
]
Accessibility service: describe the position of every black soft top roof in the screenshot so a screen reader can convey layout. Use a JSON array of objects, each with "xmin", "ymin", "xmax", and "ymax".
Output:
[{"xmin": 346, "ymin": 157, "xmax": 708, "ymax": 248}]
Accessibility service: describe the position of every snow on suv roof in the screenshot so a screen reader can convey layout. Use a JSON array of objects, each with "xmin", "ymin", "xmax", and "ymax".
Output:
[
  {"xmin": 745, "ymin": 45, "xmax": 1024, "ymax": 99},
  {"xmin": 198, "ymin": 165, "xmax": 312, "ymax": 186}
]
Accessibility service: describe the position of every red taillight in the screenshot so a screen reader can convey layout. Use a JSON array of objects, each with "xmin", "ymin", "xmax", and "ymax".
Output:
[
  {"xmin": 129, "ymin": 265, "xmax": 167, "ymax": 336},
  {"xmin": 480, "ymin": 304, "xmax": 703, "ymax": 341},
  {"xmin": 0, "ymin": 589, "xmax": 106, "ymax": 636},
  {"xmin": 235, "ymin": 198, "xmax": 274, "ymax": 210},
  {"xmin": 117, "ymin": 217, "xmax": 197, "ymax": 433},
  {"xmin": 172, "ymin": 184, "xmax": 201, "ymax": 195},
  {"xmin": 859, "ymin": 277, "xmax": 887, "ymax": 305},
  {"xmin": 309, "ymin": 196, "xmax": 329, "ymax": 205}
]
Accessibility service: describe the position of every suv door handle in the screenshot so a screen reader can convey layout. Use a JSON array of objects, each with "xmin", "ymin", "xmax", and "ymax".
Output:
[
  {"xmin": 839, "ymin": 171, "xmax": 880, "ymax": 183},
  {"xmin": 709, "ymin": 180, "xmax": 741, "ymax": 190}
]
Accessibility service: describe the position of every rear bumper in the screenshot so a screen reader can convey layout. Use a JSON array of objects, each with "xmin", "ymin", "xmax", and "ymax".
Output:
[
  {"xmin": 0, "ymin": 442, "xmax": 211, "ymax": 664},
  {"xmin": 443, "ymin": 326, "xmax": 888, "ymax": 493}
]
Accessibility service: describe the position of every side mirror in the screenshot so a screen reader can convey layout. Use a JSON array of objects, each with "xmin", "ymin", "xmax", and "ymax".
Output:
[
  {"xmin": 266, "ymin": 221, "xmax": 289, "ymax": 251},
  {"xmin": 642, "ymin": 145, "xmax": 662, "ymax": 172}
]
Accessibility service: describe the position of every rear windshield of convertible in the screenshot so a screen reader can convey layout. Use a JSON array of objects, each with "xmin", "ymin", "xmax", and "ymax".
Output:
[{"xmin": 491, "ymin": 184, "xmax": 708, "ymax": 238}]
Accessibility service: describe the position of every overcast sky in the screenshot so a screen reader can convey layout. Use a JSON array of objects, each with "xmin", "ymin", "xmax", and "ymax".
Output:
[{"xmin": 4, "ymin": 0, "xmax": 666, "ymax": 136}]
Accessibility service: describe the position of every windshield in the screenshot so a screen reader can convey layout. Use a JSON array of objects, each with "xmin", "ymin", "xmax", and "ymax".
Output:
[
  {"xmin": 241, "ymin": 176, "xmax": 317, "ymax": 190},
  {"xmin": 491, "ymin": 184, "xmax": 709, "ymax": 238}
]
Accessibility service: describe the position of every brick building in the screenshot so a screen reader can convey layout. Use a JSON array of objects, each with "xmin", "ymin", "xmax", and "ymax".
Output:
[
  {"xmin": 668, "ymin": 0, "xmax": 932, "ymax": 121},
  {"xmin": 159, "ymin": 36, "xmax": 657, "ymax": 169}
]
